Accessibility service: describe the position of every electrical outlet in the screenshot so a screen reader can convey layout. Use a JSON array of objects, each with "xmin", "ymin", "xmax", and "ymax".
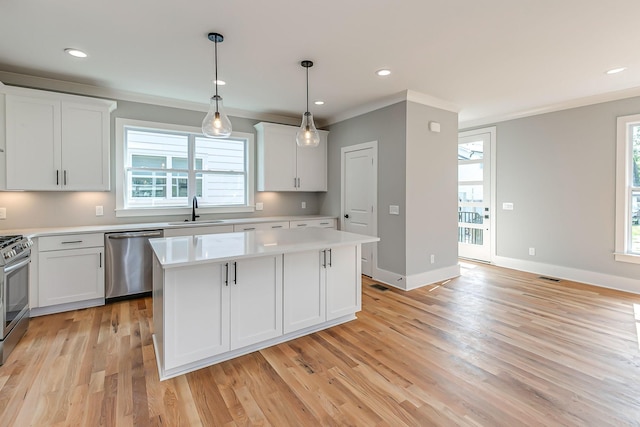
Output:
[
  {"xmin": 430, "ymin": 254, "xmax": 435, "ymax": 264},
  {"xmin": 255, "ymin": 202, "xmax": 263, "ymax": 211},
  {"xmin": 301, "ymin": 201, "xmax": 306, "ymax": 209},
  {"xmin": 95, "ymin": 206, "xmax": 104, "ymax": 216},
  {"xmin": 0, "ymin": 208, "xmax": 5, "ymax": 220},
  {"xmin": 529, "ymin": 247, "xmax": 536, "ymax": 256}
]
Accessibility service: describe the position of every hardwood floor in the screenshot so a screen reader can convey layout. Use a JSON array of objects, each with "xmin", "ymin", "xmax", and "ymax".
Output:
[{"xmin": 2, "ymin": 262, "xmax": 640, "ymax": 426}]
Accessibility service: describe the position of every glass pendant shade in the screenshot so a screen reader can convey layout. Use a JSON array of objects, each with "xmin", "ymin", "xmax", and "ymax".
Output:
[
  {"xmin": 296, "ymin": 111, "xmax": 320, "ymax": 147},
  {"xmin": 202, "ymin": 95, "xmax": 232, "ymax": 138}
]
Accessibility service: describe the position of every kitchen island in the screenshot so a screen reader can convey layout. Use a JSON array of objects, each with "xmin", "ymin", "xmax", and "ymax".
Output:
[{"xmin": 150, "ymin": 228, "xmax": 379, "ymax": 380}]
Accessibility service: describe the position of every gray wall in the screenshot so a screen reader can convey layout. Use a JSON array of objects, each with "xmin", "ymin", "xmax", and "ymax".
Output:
[
  {"xmin": 0, "ymin": 98, "xmax": 320, "ymax": 231},
  {"xmin": 320, "ymin": 100, "xmax": 459, "ymax": 280},
  {"xmin": 465, "ymin": 96, "xmax": 640, "ymax": 280},
  {"xmin": 405, "ymin": 102, "xmax": 459, "ymax": 275},
  {"xmin": 319, "ymin": 102, "xmax": 407, "ymax": 274}
]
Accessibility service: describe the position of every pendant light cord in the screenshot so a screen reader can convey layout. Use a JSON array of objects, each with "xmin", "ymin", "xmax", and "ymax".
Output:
[
  {"xmin": 214, "ymin": 38, "xmax": 219, "ymax": 112},
  {"xmin": 305, "ymin": 65, "xmax": 310, "ymax": 114}
]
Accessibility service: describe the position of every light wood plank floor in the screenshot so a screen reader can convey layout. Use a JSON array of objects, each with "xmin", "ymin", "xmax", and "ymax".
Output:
[{"xmin": 2, "ymin": 262, "xmax": 640, "ymax": 426}]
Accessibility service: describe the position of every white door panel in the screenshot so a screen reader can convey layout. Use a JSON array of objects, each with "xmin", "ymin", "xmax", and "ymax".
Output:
[{"xmin": 342, "ymin": 143, "xmax": 377, "ymax": 277}]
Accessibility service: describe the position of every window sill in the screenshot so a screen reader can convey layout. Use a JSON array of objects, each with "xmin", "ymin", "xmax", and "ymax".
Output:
[
  {"xmin": 115, "ymin": 206, "xmax": 255, "ymax": 218},
  {"xmin": 614, "ymin": 252, "xmax": 640, "ymax": 264}
]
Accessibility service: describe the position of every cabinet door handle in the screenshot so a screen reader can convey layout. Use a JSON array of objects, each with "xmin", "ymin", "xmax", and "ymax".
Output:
[
  {"xmin": 99, "ymin": 252, "xmax": 102, "ymax": 268},
  {"xmin": 322, "ymin": 249, "xmax": 326, "ymax": 268},
  {"xmin": 56, "ymin": 170, "xmax": 59, "ymax": 185},
  {"xmin": 64, "ymin": 170, "xmax": 67, "ymax": 186},
  {"xmin": 297, "ymin": 177, "xmax": 301, "ymax": 188},
  {"xmin": 328, "ymin": 248, "xmax": 332, "ymax": 267},
  {"xmin": 294, "ymin": 177, "xmax": 297, "ymax": 188},
  {"xmin": 224, "ymin": 262, "xmax": 229, "ymax": 286},
  {"xmin": 233, "ymin": 261, "xmax": 238, "ymax": 284}
]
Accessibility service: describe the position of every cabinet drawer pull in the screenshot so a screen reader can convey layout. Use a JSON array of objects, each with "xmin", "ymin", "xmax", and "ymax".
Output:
[
  {"xmin": 297, "ymin": 224, "xmax": 307, "ymax": 227},
  {"xmin": 244, "ymin": 227, "xmax": 256, "ymax": 231},
  {"xmin": 320, "ymin": 222, "xmax": 329, "ymax": 225},
  {"xmin": 271, "ymin": 225, "xmax": 283, "ymax": 228},
  {"xmin": 61, "ymin": 240, "xmax": 83, "ymax": 244}
]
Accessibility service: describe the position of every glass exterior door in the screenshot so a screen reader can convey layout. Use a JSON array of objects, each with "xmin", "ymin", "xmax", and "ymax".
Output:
[{"xmin": 458, "ymin": 131, "xmax": 491, "ymax": 261}]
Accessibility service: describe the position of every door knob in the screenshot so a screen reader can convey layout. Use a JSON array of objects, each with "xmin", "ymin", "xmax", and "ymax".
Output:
[{"xmin": 344, "ymin": 214, "xmax": 349, "ymax": 218}]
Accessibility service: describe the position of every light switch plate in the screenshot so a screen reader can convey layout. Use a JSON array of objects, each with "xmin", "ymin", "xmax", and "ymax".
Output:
[
  {"xmin": 0, "ymin": 208, "xmax": 5, "ymax": 220},
  {"xmin": 502, "ymin": 202, "xmax": 514, "ymax": 210},
  {"xmin": 389, "ymin": 205, "xmax": 400, "ymax": 215},
  {"xmin": 95, "ymin": 206, "xmax": 104, "ymax": 216},
  {"xmin": 255, "ymin": 202, "xmax": 263, "ymax": 211}
]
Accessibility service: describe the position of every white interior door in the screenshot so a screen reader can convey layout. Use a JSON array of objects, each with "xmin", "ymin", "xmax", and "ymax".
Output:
[
  {"xmin": 458, "ymin": 129, "xmax": 493, "ymax": 262},
  {"xmin": 341, "ymin": 142, "xmax": 377, "ymax": 277}
]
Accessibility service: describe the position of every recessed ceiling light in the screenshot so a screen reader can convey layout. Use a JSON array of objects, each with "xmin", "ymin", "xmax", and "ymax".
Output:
[
  {"xmin": 314, "ymin": 101, "xmax": 324, "ymax": 105},
  {"xmin": 606, "ymin": 67, "xmax": 627, "ymax": 75},
  {"xmin": 214, "ymin": 79, "xmax": 226, "ymax": 85},
  {"xmin": 376, "ymin": 69, "xmax": 391, "ymax": 76},
  {"xmin": 64, "ymin": 48, "xmax": 87, "ymax": 58}
]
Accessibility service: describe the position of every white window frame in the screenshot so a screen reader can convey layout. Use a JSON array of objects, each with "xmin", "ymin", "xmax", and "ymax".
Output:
[
  {"xmin": 115, "ymin": 118, "xmax": 255, "ymax": 218},
  {"xmin": 615, "ymin": 113, "xmax": 640, "ymax": 263}
]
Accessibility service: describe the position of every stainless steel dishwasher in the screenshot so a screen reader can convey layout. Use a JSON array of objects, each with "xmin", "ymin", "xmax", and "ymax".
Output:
[{"xmin": 104, "ymin": 229, "xmax": 164, "ymax": 301}]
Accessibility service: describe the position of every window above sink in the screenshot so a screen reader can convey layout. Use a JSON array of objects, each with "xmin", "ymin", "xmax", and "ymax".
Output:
[{"xmin": 114, "ymin": 118, "xmax": 255, "ymax": 218}]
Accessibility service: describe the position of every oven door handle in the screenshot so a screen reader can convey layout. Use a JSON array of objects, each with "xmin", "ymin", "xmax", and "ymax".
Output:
[{"xmin": 5, "ymin": 256, "xmax": 30, "ymax": 274}]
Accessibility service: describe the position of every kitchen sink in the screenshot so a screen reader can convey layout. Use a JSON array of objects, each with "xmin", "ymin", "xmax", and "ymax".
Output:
[{"xmin": 167, "ymin": 220, "xmax": 226, "ymax": 226}]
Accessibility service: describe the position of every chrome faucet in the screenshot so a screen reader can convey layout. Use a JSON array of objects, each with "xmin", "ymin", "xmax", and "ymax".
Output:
[{"xmin": 191, "ymin": 196, "xmax": 200, "ymax": 222}]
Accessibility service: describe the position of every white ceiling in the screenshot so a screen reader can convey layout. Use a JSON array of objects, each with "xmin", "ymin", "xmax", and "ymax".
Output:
[{"xmin": 2, "ymin": 0, "xmax": 640, "ymax": 127}]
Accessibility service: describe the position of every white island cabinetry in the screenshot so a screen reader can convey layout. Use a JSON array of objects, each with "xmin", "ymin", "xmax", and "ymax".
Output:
[{"xmin": 151, "ymin": 228, "xmax": 378, "ymax": 380}]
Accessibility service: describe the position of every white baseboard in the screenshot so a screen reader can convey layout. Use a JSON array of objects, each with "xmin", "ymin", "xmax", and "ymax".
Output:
[
  {"xmin": 373, "ymin": 264, "xmax": 461, "ymax": 291},
  {"xmin": 493, "ymin": 255, "xmax": 640, "ymax": 295}
]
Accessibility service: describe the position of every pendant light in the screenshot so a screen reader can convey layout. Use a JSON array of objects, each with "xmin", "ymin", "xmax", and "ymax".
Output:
[
  {"xmin": 202, "ymin": 32, "xmax": 232, "ymax": 138},
  {"xmin": 295, "ymin": 60, "xmax": 320, "ymax": 147}
]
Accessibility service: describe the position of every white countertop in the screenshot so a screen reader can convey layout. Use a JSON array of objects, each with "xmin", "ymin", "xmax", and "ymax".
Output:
[
  {"xmin": 0, "ymin": 215, "xmax": 337, "ymax": 238},
  {"xmin": 150, "ymin": 228, "xmax": 380, "ymax": 268}
]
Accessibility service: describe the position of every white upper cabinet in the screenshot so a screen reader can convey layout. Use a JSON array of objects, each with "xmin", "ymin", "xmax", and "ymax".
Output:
[
  {"xmin": 255, "ymin": 122, "xmax": 328, "ymax": 192},
  {"xmin": 4, "ymin": 87, "xmax": 116, "ymax": 191}
]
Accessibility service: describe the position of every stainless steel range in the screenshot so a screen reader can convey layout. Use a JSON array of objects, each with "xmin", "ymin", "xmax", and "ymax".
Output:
[{"xmin": 0, "ymin": 235, "xmax": 32, "ymax": 364}]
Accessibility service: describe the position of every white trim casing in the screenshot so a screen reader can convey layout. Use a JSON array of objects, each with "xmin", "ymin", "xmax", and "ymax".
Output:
[
  {"xmin": 115, "ymin": 118, "xmax": 255, "ymax": 218},
  {"xmin": 615, "ymin": 114, "xmax": 640, "ymax": 264},
  {"xmin": 458, "ymin": 126, "xmax": 497, "ymax": 263}
]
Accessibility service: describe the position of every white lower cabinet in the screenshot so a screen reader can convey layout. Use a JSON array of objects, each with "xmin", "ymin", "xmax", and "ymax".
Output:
[
  {"xmin": 325, "ymin": 245, "xmax": 361, "ymax": 320},
  {"xmin": 156, "ymin": 254, "xmax": 282, "ymax": 371},
  {"xmin": 283, "ymin": 250, "xmax": 325, "ymax": 333},
  {"xmin": 162, "ymin": 262, "xmax": 230, "ymax": 370},
  {"xmin": 229, "ymin": 256, "xmax": 283, "ymax": 349},
  {"xmin": 38, "ymin": 234, "xmax": 105, "ymax": 307},
  {"xmin": 283, "ymin": 244, "xmax": 359, "ymax": 333}
]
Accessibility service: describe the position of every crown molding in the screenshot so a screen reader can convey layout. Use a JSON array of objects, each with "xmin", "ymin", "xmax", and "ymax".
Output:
[
  {"xmin": 324, "ymin": 90, "xmax": 459, "ymax": 126},
  {"xmin": 459, "ymin": 86, "xmax": 640, "ymax": 129},
  {"xmin": 0, "ymin": 71, "xmax": 300, "ymax": 126}
]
